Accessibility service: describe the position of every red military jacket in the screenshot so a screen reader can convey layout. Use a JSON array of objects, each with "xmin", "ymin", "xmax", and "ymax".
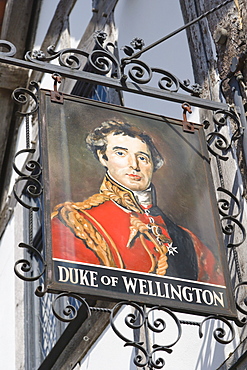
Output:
[{"xmin": 51, "ymin": 174, "xmax": 224, "ymax": 285}]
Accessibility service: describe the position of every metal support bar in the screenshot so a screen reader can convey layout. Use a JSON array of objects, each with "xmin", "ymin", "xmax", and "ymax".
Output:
[
  {"xmin": 229, "ymin": 76, "xmax": 247, "ymax": 168},
  {"xmin": 121, "ymin": 0, "xmax": 233, "ymax": 61},
  {"xmin": 0, "ymin": 54, "xmax": 228, "ymax": 111}
]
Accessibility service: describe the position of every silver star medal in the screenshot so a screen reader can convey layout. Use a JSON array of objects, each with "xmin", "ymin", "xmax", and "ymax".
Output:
[{"xmin": 167, "ymin": 243, "xmax": 178, "ymax": 256}]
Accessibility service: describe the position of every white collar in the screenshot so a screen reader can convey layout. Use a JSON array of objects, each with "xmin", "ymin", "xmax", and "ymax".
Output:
[{"xmin": 107, "ymin": 172, "xmax": 153, "ymax": 207}]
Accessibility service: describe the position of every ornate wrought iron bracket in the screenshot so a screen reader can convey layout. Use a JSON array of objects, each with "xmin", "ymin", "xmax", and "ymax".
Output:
[
  {"xmin": 205, "ymin": 108, "xmax": 247, "ymax": 326},
  {"xmin": 4, "ymin": 26, "xmax": 247, "ymax": 368},
  {"xmin": 33, "ymin": 295, "xmax": 238, "ymax": 370},
  {"xmin": 12, "ymin": 82, "xmax": 46, "ymax": 282},
  {"xmin": 0, "ymin": 39, "xmax": 229, "ymax": 111}
]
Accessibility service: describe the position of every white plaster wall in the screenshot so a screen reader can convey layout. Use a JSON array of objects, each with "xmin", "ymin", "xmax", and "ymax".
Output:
[
  {"xmin": 0, "ymin": 204, "xmax": 26, "ymax": 369},
  {"xmin": 0, "ymin": 216, "xmax": 16, "ymax": 369}
]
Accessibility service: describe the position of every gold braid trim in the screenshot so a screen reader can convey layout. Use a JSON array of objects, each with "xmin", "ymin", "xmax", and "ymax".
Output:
[
  {"xmin": 100, "ymin": 176, "xmax": 142, "ymax": 213},
  {"xmin": 156, "ymin": 247, "xmax": 168, "ymax": 276},
  {"xmin": 52, "ymin": 193, "xmax": 122, "ymax": 267},
  {"xmin": 128, "ymin": 215, "xmax": 168, "ymax": 276},
  {"xmin": 139, "ymin": 235, "xmax": 156, "ymax": 273},
  {"xmin": 52, "ymin": 193, "xmax": 110, "ymax": 218}
]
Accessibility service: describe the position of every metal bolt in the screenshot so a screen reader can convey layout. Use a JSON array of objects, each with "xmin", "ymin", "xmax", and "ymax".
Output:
[
  {"xmin": 203, "ymin": 120, "xmax": 210, "ymax": 129},
  {"xmin": 83, "ymin": 336, "xmax": 89, "ymax": 341}
]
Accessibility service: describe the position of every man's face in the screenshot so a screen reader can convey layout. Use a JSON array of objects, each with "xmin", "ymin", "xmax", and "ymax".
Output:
[{"xmin": 98, "ymin": 132, "xmax": 154, "ymax": 191}]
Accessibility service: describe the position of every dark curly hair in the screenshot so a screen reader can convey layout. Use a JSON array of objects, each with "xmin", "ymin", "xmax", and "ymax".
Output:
[{"xmin": 86, "ymin": 119, "xmax": 164, "ymax": 171}]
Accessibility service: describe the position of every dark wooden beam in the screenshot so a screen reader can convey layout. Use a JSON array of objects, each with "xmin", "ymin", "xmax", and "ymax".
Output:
[
  {"xmin": 1, "ymin": 0, "xmax": 36, "ymax": 58},
  {"xmin": 38, "ymin": 301, "xmax": 116, "ymax": 370},
  {"xmin": 29, "ymin": 0, "xmax": 77, "ymax": 84},
  {"xmin": 0, "ymin": 0, "xmax": 7, "ymax": 32},
  {"xmin": 0, "ymin": 0, "xmax": 41, "ymax": 208},
  {"xmin": 62, "ymin": 0, "xmax": 119, "ymax": 93}
]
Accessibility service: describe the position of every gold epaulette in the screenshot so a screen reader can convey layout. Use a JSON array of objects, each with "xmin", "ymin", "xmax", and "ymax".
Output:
[
  {"xmin": 51, "ymin": 192, "xmax": 110, "ymax": 219},
  {"xmin": 51, "ymin": 193, "xmax": 122, "ymax": 268}
]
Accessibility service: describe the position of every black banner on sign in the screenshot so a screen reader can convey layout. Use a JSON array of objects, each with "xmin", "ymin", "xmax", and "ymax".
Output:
[
  {"xmin": 53, "ymin": 259, "xmax": 230, "ymax": 316},
  {"xmin": 39, "ymin": 90, "xmax": 237, "ymax": 318}
]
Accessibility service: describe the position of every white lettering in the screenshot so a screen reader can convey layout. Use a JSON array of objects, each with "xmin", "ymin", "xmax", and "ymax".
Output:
[
  {"xmin": 163, "ymin": 283, "xmax": 170, "ymax": 298},
  {"xmin": 155, "ymin": 281, "xmax": 165, "ymax": 297},
  {"xmin": 147, "ymin": 280, "xmax": 157, "ymax": 296},
  {"xmin": 139, "ymin": 279, "xmax": 148, "ymax": 295},
  {"xmin": 79, "ymin": 269, "xmax": 90, "ymax": 285},
  {"xmin": 101, "ymin": 275, "xmax": 112, "ymax": 285},
  {"xmin": 69, "ymin": 268, "xmax": 79, "ymax": 284},
  {"xmin": 58, "ymin": 266, "xmax": 69, "ymax": 282},
  {"xmin": 111, "ymin": 276, "xmax": 119, "ymax": 287},
  {"xmin": 182, "ymin": 286, "xmax": 193, "ymax": 302},
  {"xmin": 57, "ymin": 266, "xmax": 98, "ymax": 287},
  {"xmin": 213, "ymin": 291, "xmax": 225, "ymax": 307},
  {"xmin": 90, "ymin": 271, "xmax": 98, "ymax": 287},
  {"xmin": 122, "ymin": 276, "xmax": 138, "ymax": 293},
  {"xmin": 170, "ymin": 284, "xmax": 182, "ymax": 301},
  {"xmin": 57, "ymin": 265, "xmax": 226, "ymax": 309},
  {"xmin": 202, "ymin": 290, "xmax": 214, "ymax": 305},
  {"xmin": 192, "ymin": 288, "xmax": 202, "ymax": 303}
]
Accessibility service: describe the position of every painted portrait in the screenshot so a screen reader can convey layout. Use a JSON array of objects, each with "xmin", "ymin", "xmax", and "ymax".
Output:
[{"xmin": 40, "ymin": 90, "xmax": 236, "ymax": 316}]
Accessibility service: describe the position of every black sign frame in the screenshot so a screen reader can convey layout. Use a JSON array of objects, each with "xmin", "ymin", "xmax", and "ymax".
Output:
[{"xmin": 39, "ymin": 89, "xmax": 237, "ymax": 318}]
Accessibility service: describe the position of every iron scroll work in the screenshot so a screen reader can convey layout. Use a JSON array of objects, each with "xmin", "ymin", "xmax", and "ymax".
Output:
[{"xmin": 1, "ymin": 33, "xmax": 246, "ymax": 368}]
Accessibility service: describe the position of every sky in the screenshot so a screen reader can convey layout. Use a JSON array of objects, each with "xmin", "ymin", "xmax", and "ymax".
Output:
[
  {"xmin": 35, "ymin": 0, "xmax": 197, "ymax": 121},
  {"xmin": 114, "ymin": 0, "xmax": 195, "ymax": 118}
]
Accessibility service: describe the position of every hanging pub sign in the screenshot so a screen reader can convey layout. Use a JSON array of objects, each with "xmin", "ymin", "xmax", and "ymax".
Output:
[{"xmin": 40, "ymin": 89, "xmax": 236, "ymax": 318}]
